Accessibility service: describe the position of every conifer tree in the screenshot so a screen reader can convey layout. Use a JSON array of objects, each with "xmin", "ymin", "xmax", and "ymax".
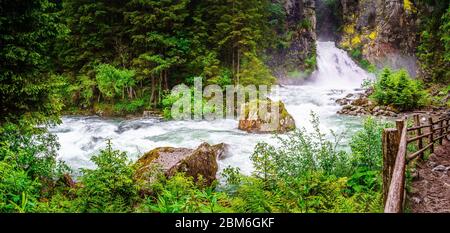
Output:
[
  {"xmin": 125, "ymin": 0, "xmax": 190, "ymax": 106},
  {"xmin": 0, "ymin": 0, "xmax": 66, "ymax": 123}
]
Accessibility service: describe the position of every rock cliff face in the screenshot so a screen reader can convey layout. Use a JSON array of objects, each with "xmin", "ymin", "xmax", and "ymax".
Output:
[
  {"xmin": 268, "ymin": 0, "xmax": 317, "ymax": 81},
  {"xmin": 338, "ymin": 0, "xmax": 419, "ymax": 76}
]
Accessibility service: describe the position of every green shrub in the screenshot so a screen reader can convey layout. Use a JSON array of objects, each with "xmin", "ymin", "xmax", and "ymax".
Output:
[
  {"xmin": 113, "ymin": 97, "xmax": 147, "ymax": 114},
  {"xmin": 304, "ymin": 52, "xmax": 317, "ymax": 74},
  {"xmin": 350, "ymin": 47, "xmax": 376, "ymax": 72},
  {"xmin": 226, "ymin": 171, "xmax": 353, "ymax": 213},
  {"xmin": 252, "ymin": 113, "xmax": 351, "ymax": 180},
  {"xmin": 346, "ymin": 168, "xmax": 381, "ymax": 194},
  {"xmin": 161, "ymin": 88, "xmax": 216, "ymax": 120},
  {"xmin": 0, "ymin": 161, "xmax": 41, "ymax": 213},
  {"xmin": 34, "ymin": 141, "xmax": 141, "ymax": 213},
  {"xmin": 35, "ymin": 192, "xmax": 79, "ymax": 213},
  {"xmin": 431, "ymin": 85, "xmax": 450, "ymax": 107},
  {"xmin": 161, "ymin": 90, "xmax": 181, "ymax": 119},
  {"xmin": 0, "ymin": 122, "xmax": 69, "ymax": 213},
  {"xmin": 221, "ymin": 115, "xmax": 385, "ymax": 213},
  {"xmin": 0, "ymin": 122, "xmax": 68, "ymax": 183},
  {"xmin": 346, "ymin": 117, "xmax": 388, "ymax": 196},
  {"xmin": 350, "ymin": 117, "xmax": 387, "ymax": 171},
  {"xmin": 371, "ymin": 68, "xmax": 429, "ymax": 111},
  {"xmin": 238, "ymin": 53, "xmax": 277, "ymax": 86},
  {"xmin": 75, "ymin": 140, "xmax": 138, "ymax": 213},
  {"xmin": 139, "ymin": 173, "xmax": 232, "ymax": 213},
  {"xmin": 95, "ymin": 64, "xmax": 136, "ymax": 100},
  {"xmin": 206, "ymin": 68, "xmax": 233, "ymax": 87},
  {"xmin": 60, "ymin": 75, "xmax": 96, "ymax": 109},
  {"xmin": 298, "ymin": 19, "xmax": 312, "ymax": 30}
]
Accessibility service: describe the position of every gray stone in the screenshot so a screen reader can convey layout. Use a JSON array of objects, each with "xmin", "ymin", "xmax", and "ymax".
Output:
[
  {"xmin": 134, "ymin": 142, "xmax": 224, "ymax": 193},
  {"xmin": 432, "ymin": 165, "xmax": 447, "ymax": 172},
  {"xmin": 428, "ymin": 161, "xmax": 437, "ymax": 168},
  {"xmin": 411, "ymin": 197, "xmax": 422, "ymax": 204}
]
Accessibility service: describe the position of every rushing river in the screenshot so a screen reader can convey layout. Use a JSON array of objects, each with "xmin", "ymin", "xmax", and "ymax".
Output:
[{"xmin": 50, "ymin": 41, "xmax": 373, "ymax": 175}]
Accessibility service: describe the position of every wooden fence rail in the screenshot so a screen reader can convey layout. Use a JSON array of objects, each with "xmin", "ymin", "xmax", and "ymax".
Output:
[{"xmin": 383, "ymin": 113, "xmax": 450, "ymax": 213}]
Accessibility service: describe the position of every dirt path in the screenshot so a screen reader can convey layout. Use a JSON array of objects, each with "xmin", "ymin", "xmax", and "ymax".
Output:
[{"xmin": 409, "ymin": 140, "xmax": 450, "ymax": 213}]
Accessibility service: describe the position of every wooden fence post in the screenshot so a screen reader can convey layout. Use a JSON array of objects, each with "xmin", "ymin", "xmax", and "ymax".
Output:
[
  {"xmin": 395, "ymin": 118, "xmax": 408, "ymax": 211},
  {"xmin": 447, "ymin": 119, "xmax": 450, "ymax": 141},
  {"xmin": 414, "ymin": 115, "xmax": 424, "ymax": 159},
  {"xmin": 383, "ymin": 128, "xmax": 399, "ymax": 205},
  {"xmin": 442, "ymin": 118, "xmax": 448, "ymax": 142},
  {"xmin": 396, "ymin": 120, "xmax": 405, "ymax": 141},
  {"xmin": 429, "ymin": 117, "xmax": 434, "ymax": 154},
  {"xmin": 439, "ymin": 120, "xmax": 444, "ymax": 145},
  {"xmin": 384, "ymin": 118, "xmax": 407, "ymax": 213},
  {"xmin": 445, "ymin": 118, "xmax": 450, "ymax": 141}
]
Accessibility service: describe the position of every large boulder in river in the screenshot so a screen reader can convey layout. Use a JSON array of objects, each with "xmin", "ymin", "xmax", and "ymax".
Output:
[
  {"xmin": 238, "ymin": 99, "xmax": 296, "ymax": 134},
  {"xmin": 134, "ymin": 143, "xmax": 226, "ymax": 192}
]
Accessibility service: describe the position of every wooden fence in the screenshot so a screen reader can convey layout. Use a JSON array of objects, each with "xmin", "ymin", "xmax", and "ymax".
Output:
[{"xmin": 383, "ymin": 113, "xmax": 450, "ymax": 213}]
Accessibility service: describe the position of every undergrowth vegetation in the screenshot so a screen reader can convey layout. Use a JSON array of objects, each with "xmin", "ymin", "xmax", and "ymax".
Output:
[
  {"xmin": 216, "ymin": 114, "xmax": 386, "ymax": 213},
  {"xmin": 0, "ymin": 115, "xmax": 388, "ymax": 213},
  {"xmin": 349, "ymin": 47, "xmax": 377, "ymax": 73},
  {"xmin": 371, "ymin": 68, "xmax": 430, "ymax": 111}
]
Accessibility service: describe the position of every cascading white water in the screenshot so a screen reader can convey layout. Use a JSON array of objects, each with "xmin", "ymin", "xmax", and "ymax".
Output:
[
  {"xmin": 310, "ymin": 41, "xmax": 371, "ymax": 88},
  {"xmin": 50, "ymin": 41, "xmax": 371, "ymax": 175}
]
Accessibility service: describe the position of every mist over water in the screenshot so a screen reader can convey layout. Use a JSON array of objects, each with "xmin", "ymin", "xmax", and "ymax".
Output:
[
  {"xmin": 50, "ymin": 42, "xmax": 370, "ymax": 176},
  {"xmin": 310, "ymin": 41, "xmax": 372, "ymax": 88}
]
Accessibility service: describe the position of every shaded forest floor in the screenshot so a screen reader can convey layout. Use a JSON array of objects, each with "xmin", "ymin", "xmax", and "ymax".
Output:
[{"xmin": 408, "ymin": 140, "xmax": 450, "ymax": 213}]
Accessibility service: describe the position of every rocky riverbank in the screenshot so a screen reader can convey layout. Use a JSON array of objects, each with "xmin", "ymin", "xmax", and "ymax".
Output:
[
  {"xmin": 336, "ymin": 88, "xmax": 450, "ymax": 118},
  {"xmin": 336, "ymin": 88, "xmax": 400, "ymax": 117}
]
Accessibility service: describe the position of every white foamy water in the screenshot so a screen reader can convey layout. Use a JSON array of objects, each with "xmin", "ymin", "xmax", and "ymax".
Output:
[
  {"xmin": 50, "ymin": 42, "xmax": 372, "ymax": 175},
  {"xmin": 310, "ymin": 41, "xmax": 372, "ymax": 88}
]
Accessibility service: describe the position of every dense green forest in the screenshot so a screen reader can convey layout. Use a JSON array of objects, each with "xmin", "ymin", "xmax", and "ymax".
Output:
[
  {"xmin": 0, "ymin": 0, "xmax": 449, "ymax": 213},
  {"xmin": 1, "ymin": 0, "xmax": 448, "ymax": 122},
  {"xmin": 2, "ymin": 0, "xmax": 289, "ymax": 118}
]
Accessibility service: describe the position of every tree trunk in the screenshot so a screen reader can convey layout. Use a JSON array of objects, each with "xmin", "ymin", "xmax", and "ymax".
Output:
[
  {"xmin": 151, "ymin": 75, "xmax": 156, "ymax": 107},
  {"xmin": 128, "ymin": 86, "xmax": 133, "ymax": 99},
  {"xmin": 158, "ymin": 71, "xmax": 163, "ymax": 105},
  {"xmin": 164, "ymin": 70, "xmax": 169, "ymax": 90},
  {"xmin": 232, "ymin": 46, "xmax": 235, "ymax": 76},
  {"xmin": 237, "ymin": 47, "xmax": 240, "ymax": 85}
]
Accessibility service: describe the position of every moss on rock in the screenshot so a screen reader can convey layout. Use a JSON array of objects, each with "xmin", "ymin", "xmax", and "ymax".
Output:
[
  {"xmin": 238, "ymin": 98, "xmax": 296, "ymax": 134},
  {"xmin": 134, "ymin": 143, "xmax": 226, "ymax": 194}
]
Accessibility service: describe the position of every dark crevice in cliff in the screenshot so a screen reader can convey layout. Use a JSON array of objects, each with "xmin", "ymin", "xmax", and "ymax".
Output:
[{"xmin": 315, "ymin": 0, "xmax": 342, "ymax": 41}]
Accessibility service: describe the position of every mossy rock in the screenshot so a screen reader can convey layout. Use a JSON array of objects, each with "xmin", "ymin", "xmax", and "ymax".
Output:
[
  {"xmin": 238, "ymin": 98, "xmax": 296, "ymax": 134},
  {"xmin": 134, "ymin": 143, "xmax": 226, "ymax": 194}
]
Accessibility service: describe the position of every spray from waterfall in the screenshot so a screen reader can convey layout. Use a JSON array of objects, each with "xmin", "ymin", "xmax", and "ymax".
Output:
[
  {"xmin": 308, "ymin": 41, "xmax": 372, "ymax": 89},
  {"xmin": 50, "ymin": 0, "xmax": 372, "ymax": 174}
]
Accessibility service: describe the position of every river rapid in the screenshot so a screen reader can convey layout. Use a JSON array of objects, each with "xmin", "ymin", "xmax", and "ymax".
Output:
[{"xmin": 49, "ymin": 41, "xmax": 373, "ymax": 175}]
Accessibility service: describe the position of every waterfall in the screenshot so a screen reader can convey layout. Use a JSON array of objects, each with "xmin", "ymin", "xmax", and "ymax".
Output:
[
  {"xmin": 312, "ymin": 0, "xmax": 373, "ymax": 88},
  {"xmin": 309, "ymin": 41, "xmax": 372, "ymax": 89},
  {"xmin": 50, "ymin": 23, "xmax": 373, "ymax": 176}
]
